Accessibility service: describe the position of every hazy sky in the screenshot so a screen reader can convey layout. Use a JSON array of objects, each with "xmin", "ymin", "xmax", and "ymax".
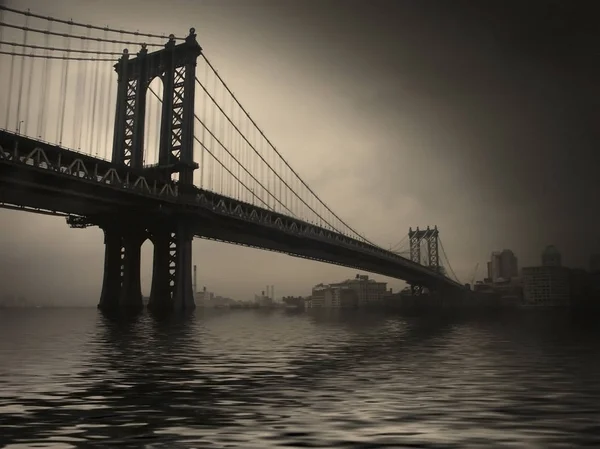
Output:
[{"xmin": 0, "ymin": 0, "xmax": 598, "ymax": 304}]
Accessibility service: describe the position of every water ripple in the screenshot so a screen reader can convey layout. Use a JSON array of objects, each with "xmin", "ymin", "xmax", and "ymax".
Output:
[{"xmin": 0, "ymin": 308, "xmax": 599, "ymax": 447}]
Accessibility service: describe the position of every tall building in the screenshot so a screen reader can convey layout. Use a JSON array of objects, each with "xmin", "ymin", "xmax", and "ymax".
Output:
[
  {"xmin": 487, "ymin": 249, "xmax": 518, "ymax": 283},
  {"xmin": 487, "ymin": 252, "xmax": 500, "ymax": 281},
  {"xmin": 542, "ymin": 245, "xmax": 562, "ymax": 267}
]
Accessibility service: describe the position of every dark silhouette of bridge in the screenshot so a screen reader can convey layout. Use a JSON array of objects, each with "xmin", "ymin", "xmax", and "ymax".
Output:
[{"xmin": 0, "ymin": 6, "xmax": 465, "ymax": 312}]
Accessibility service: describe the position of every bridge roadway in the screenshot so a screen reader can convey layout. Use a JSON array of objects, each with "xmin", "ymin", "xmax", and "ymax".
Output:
[{"xmin": 0, "ymin": 130, "xmax": 464, "ymax": 292}]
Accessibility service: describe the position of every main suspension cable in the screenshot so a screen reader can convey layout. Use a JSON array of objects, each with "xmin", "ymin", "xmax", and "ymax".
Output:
[
  {"xmin": 0, "ymin": 39, "xmax": 122, "ymax": 55},
  {"xmin": 439, "ymin": 238, "xmax": 460, "ymax": 283},
  {"xmin": 0, "ymin": 22, "xmax": 164, "ymax": 47},
  {"xmin": 0, "ymin": 49, "xmax": 116, "ymax": 61},
  {"xmin": 0, "ymin": 5, "xmax": 183, "ymax": 40}
]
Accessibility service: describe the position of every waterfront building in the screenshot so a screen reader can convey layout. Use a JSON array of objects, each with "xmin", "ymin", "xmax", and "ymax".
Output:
[
  {"xmin": 522, "ymin": 265, "xmax": 570, "ymax": 306},
  {"xmin": 330, "ymin": 274, "xmax": 387, "ymax": 306},
  {"xmin": 306, "ymin": 284, "xmax": 358, "ymax": 309}
]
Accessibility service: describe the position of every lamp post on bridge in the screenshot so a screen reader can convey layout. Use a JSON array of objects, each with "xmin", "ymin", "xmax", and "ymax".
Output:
[{"xmin": 16, "ymin": 121, "xmax": 24, "ymax": 135}]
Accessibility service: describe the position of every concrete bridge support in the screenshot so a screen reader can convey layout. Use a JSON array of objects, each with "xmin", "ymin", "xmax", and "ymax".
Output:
[
  {"xmin": 98, "ymin": 225, "xmax": 146, "ymax": 312},
  {"xmin": 148, "ymin": 220, "xmax": 195, "ymax": 313}
]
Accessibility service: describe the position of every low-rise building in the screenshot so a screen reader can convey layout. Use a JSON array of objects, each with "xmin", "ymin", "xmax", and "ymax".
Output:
[
  {"xmin": 282, "ymin": 296, "xmax": 305, "ymax": 309},
  {"xmin": 255, "ymin": 294, "xmax": 274, "ymax": 308},
  {"xmin": 306, "ymin": 274, "xmax": 386, "ymax": 308},
  {"xmin": 330, "ymin": 274, "xmax": 387, "ymax": 306},
  {"xmin": 307, "ymin": 283, "xmax": 359, "ymax": 309}
]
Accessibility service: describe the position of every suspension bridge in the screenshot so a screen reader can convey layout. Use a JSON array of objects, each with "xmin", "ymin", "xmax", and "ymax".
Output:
[{"xmin": 0, "ymin": 6, "xmax": 465, "ymax": 312}]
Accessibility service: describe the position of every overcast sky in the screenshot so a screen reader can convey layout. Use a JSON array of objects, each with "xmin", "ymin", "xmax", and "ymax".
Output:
[{"xmin": 0, "ymin": 0, "xmax": 598, "ymax": 305}]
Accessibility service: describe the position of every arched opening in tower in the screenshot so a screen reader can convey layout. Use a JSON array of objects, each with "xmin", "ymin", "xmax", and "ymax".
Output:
[{"xmin": 144, "ymin": 76, "xmax": 164, "ymax": 167}]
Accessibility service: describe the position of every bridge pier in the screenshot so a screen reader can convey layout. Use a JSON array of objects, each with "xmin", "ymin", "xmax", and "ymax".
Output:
[
  {"xmin": 148, "ymin": 221, "xmax": 195, "ymax": 313},
  {"xmin": 98, "ymin": 225, "xmax": 146, "ymax": 312}
]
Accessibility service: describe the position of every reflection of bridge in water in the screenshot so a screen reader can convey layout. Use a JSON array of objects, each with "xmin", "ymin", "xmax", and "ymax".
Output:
[{"xmin": 0, "ymin": 309, "xmax": 458, "ymax": 445}]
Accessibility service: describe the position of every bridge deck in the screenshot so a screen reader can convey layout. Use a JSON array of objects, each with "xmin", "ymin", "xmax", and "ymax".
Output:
[{"xmin": 0, "ymin": 131, "xmax": 464, "ymax": 291}]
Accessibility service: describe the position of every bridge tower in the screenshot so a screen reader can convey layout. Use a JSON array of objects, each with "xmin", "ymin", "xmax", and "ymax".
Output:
[
  {"xmin": 98, "ymin": 29, "xmax": 202, "ymax": 313},
  {"xmin": 408, "ymin": 226, "xmax": 439, "ymax": 295}
]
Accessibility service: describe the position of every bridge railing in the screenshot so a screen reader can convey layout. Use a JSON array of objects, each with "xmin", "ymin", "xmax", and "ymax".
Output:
[{"xmin": 0, "ymin": 128, "xmax": 113, "ymax": 162}]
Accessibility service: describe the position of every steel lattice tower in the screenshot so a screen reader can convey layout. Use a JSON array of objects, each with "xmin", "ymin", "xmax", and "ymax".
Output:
[
  {"xmin": 97, "ymin": 29, "xmax": 202, "ymax": 313},
  {"xmin": 408, "ymin": 226, "xmax": 440, "ymax": 295}
]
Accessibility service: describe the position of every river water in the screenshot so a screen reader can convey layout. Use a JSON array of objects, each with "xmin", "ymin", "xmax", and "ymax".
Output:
[{"xmin": 0, "ymin": 307, "xmax": 599, "ymax": 448}]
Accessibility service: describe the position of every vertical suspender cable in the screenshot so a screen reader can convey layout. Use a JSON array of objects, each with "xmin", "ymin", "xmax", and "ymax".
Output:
[
  {"xmin": 103, "ymin": 34, "xmax": 115, "ymax": 160},
  {"xmin": 72, "ymin": 35, "xmax": 83, "ymax": 148},
  {"xmin": 200, "ymin": 62, "xmax": 207, "ymax": 189},
  {"xmin": 236, "ymin": 105, "xmax": 240, "ymax": 200},
  {"xmin": 266, "ymin": 139, "xmax": 271, "ymax": 210},
  {"xmin": 251, "ymin": 125, "xmax": 256, "ymax": 205},
  {"xmin": 214, "ymin": 70, "xmax": 219, "ymax": 193},
  {"xmin": 273, "ymin": 148, "xmax": 278, "ymax": 212},
  {"xmin": 73, "ymin": 27, "xmax": 86, "ymax": 149},
  {"xmin": 257, "ymin": 136, "xmax": 261, "ymax": 205},
  {"xmin": 38, "ymin": 19, "xmax": 52, "ymax": 138},
  {"xmin": 3, "ymin": 20, "xmax": 16, "ymax": 130},
  {"xmin": 224, "ymin": 89, "xmax": 229, "ymax": 196},
  {"xmin": 97, "ymin": 31, "xmax": 108, "ymax": 159},
  {"xmin": 15, "ymin": 11, "xmax": 29, "ymax": 134},
  {"xmin": 78, "ymin": 27, "xmax": 91, "ymax": 150},
  {"xmin": 237, "ymin": 100, "xmax": 241, "ymax": 198},
  {"xmin": 58, "ymin": 22, "xmax": 72, "ymax": 145},
  {"xmin": 277, "ymin": 156, "xmax": 280, "ymax": 213},
  {"xmin": 226, "ymin": 92, "xmax": 231, "ymax": 197},
  {"xmin": 90, "ymin": 30, "xmax": 104, "ymax": 156},
  {"xmin": 23, "ymin": 29, "xmax": 35, "ymax": 137},
  {"xmin": 209, "ymin": 69, "xmax": 215, "ymax": 191},
  {"xmin": 272, "ymin": 149, "xmax": 277, "ymax": 211},
  {"xmin": 231, "ymin": 96, "xmax": 236, "ymax": 199},
  {"xmin": 219, "ymin": 80, "xmax": 224, "ymax": 194},
  {"xmin": 231, "ymin": 94, "xmax": 235, "ymax": 197}
]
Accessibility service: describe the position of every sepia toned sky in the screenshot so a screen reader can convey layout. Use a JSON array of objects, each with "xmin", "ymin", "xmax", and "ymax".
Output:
[{"xmin": 0, "ymin": 0, "xmax": 598, "ymax": 305}]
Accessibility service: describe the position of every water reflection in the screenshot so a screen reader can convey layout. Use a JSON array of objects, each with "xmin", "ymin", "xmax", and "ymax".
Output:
[{"xmin": 0, "ymin": 308, "xmax": 599, "ymax": 447}]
